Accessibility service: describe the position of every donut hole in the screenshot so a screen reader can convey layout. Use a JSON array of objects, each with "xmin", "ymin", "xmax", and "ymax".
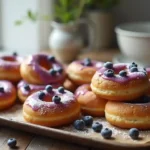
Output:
[
  {"xmin": 2, "ymin": 56, "xmax": 16, "ymax": 62},
  {"xmin": 38, "ymin": 59, "xmax": 52, "ymax": 70},
  {"xmin": 43, "ymin": 94, "xmax": 53, "ymax": 102}
]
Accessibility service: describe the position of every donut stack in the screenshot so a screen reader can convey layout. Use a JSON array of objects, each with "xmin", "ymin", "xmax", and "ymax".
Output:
[
  {"xmin": 0, "ymin": 53, "xmax": 23, "ymax": 110},
  {"xmin": 18, "ymin": 54, "xmax": 66, "ymax": 103},
  {"xmin": 91, "ymin": 62, "xmax": 150, "ymax": 130}
]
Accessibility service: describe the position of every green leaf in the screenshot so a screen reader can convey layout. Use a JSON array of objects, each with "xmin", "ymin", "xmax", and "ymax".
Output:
[{"xmin": 15, "ymin": 20, "xmax": 23, "ymax": 25}]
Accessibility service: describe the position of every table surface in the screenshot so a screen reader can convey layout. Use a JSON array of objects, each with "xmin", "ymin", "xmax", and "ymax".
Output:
[{"xmin": 0, "ymin": 49, "xmax": 121, "ymax": 150}]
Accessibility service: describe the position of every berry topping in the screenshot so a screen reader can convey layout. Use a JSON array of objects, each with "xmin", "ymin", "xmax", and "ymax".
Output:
[
  {"xmin": 83, "ymin": 58, "xmax": 92, "ymax": 66},
  {"xmin": 119, "ymin": 70, "xmax": 127, "ymax": 77},
  {"xmin": 23, "ymin": 84, "xmax": 30, "ymax": 91},
  {"xmin": 12, "ymin": 52, "xmax": 18, "ymax": 56},
  {"xmin": 104, "ymin": 69, "xmax": 114, "ymax": 77},
  {"xmin": 130, "ymin": 67, "xmax": 138, "ymax": 72},
  {"xmin": 0, "ymin": 87, "xmax": 4, "ymax": 93},
  {"xmin": 45, "ymin": 85, "xmax": 53, "ymax": 93},
  {"xmin": 49, "ymin": 69, "xmax": 56, "ymax": 76},
  {"xmin": 129, "ymin": 62, "xmax": 138, "ymax": 69},
  {"xmin": 38, "ymin": 92, "xmax": 45, "ymax": 100},
  {"xmin": 58, "ymin": 86, "xmax": 65, "ymax": 93},
  {"xmin": 92, "ymin": 122, "xmax": 103, "ymax": 132},
  {"xmin": 129, "ymin": 128, "xmax": 139, "ymax": 140},
  {"xmin": 101, "ymin": 128, "xmax": 112, "ymax": 139},
  {"xmin": 57, "ymin": 67, "xmax": 63, "ymax": 73},
  {"xmin": 143, "ymin": 95, "xmax": 150, "ymax": 103},
  {"xmin": 73, "ymin": 120, "xmax": 85, "ymax": 130},
  {"xmin": 82, "ymin": 116, "xmax": 93, "ymax": 126},
  {"xmin": 52, "ymin": 95, "xmax": 61, "ymax": 104},
  {"xmin": 103, "ymin": 62, "xmax": 113, "ymax": 69},
  {"xmin": 7, "ymin": 138, "xmax": 17, "ymax": 148},
  {"xmin": 48, "ymin": 55, "xmax": 55, "ymax": 62}
]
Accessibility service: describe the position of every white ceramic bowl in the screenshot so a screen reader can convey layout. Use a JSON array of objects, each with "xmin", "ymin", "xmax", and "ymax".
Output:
[{"xmin": 115, "ymin": 22, "xmax": 150, "ymax": 65}]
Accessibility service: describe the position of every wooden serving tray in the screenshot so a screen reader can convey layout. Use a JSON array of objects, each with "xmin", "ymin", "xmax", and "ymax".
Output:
[{"xmin": 0, "ymin": 103, "xmax": 150, "ymax": 150}]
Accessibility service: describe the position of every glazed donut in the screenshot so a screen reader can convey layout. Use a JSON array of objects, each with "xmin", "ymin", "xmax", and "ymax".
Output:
[
  {"xmin": 0, "ymin": 54, "xmax": 23, "ymax": 82},
  {"xmin": 20, "ymin": 54, "xmax": 66, "ymax": 85},
  {"xmin": 105, "ymin": 96, "xmax": 150, "ymax": 129},
  {"xmin": 91, "ymin": 62, "xmax": 149, "ymax": 101},
  {"xmin": 23, "ymin": 87, "xmax": 80, "ymax": 127},
  {"xmin": 67, "ymin": 58, "xmax": 103, "ymax": 85},
  {"xmin": 63, "ymin": 78, "xmax": 78, "ymax": 92},
  {"xmin": 0, "ymin": 80, "xmax": 16, "ymax": 110},
  {"xmin": 75, "ymin": 84, "xmax": 107, "ymax": 116},
  {"xmin": 17, "ymin": 80, "xmax": 61, "ymax": 103}
]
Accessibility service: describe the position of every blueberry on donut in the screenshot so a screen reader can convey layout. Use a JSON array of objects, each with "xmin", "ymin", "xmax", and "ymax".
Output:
[{"xmin": 91, "ymin": 62, "xmax": 149, "ymax": 101}]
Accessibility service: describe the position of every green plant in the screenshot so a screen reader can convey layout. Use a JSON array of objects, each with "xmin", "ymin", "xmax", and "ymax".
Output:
[
  {"xmin": 85, "ymin": 0, "xmax": 119, "ymax": 10},
  {"xmin": 15, "ymin": 0, "xmax": 89, "ymax": 25}
]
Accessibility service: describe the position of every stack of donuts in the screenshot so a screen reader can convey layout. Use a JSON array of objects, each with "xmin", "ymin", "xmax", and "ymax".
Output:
[{"xmin": 68, "ymin": 60, "xmax": 150, "ymax": 130}]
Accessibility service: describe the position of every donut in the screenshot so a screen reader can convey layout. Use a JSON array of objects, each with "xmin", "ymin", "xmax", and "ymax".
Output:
[
  {"xmin": 23, "ymin": 87, "xmax": 80, "ymax": 127},
  {"xmin": 67, "ymin": 58, "xmax": 103, "ymax": 85},
  {"xmin": 17, "ymin": 80, "xmax": 61, "ymax": 103},
  {"xmin": 20, "ymin": 54, "xmax": 66, "ymax": 85},
  {"xmin": 105, "ymin": 96, "xmax": 150, "ymax": 129},
  {"xmin": 0, "ymin": 54, "xmax": 23, "ymax": 82},
  {"xmin": 75, "ymin": 84, "xmax": 107, "ymax": 116},
  {"xmin": 0, "ymin": 80, "xmax": 16, "ymax": 110},
  {"xmin": 63, "ymin": 78, "xmax": 78, "ymax": 92},
  {"xmin": 91, "ymin": 62, "xmax": 149, "ymax": 101}
]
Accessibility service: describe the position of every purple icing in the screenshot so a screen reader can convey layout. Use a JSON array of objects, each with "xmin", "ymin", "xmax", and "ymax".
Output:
[
  {"xmin": 26, "ymin": 54, "xmax": 65, "ymax": 84},
  {"xmin": 25, "ymin": 88, "xmax": 76, "ymax": 112},
  {"xmin": 98, "ymin": 63, "xmax": 147, "ymax": 83}
]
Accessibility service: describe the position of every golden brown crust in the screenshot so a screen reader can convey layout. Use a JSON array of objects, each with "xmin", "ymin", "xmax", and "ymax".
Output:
[
  {"xmin": 91, "ymin": 72, "xmax": 149, "ymax": 101},
  {"xmin": 75, "ymin": 84, "xmax": 107, "ymax": 116},
  {"xmin": 67, "ymin": 62, "xmax": 97, "ymax": 85},
  {"xmin": 105, "ymin": 101, "xmax": 150, "ymax": 129}
]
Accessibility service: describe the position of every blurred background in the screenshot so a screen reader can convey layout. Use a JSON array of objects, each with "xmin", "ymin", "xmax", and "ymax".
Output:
[{"xmin": 0, "ymin": 0, "xmax": 150, "ymax": 64}]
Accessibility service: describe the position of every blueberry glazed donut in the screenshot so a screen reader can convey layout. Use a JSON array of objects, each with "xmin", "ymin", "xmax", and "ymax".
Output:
[
  {"xmin": 105, "ymin": 96, "xmax": 150, "ymax": 129},
  {"xmin": 23, "ymin": 86, "xmax": 80, "ymax": 127},
  {"xmin": 0, "ymin": 53, "xmax": 23, "ymax": 82},
  {"xmin": 91, "ymin": 62, "xmax": 149, "ymax": 101},
  {"xmin": 20, "ymin": 54, "xmax": 66, "ymax": 85},
  {"xmin": 67, "ymin": 58, "xmax": 103, "ymax": 85},
  {"xmin": 75, "ymin": 84, "xmax": 107, "ymax": 116},
  {"xmin": 0, "ymin": 80, "xmax": 16, "ymax": 110}
]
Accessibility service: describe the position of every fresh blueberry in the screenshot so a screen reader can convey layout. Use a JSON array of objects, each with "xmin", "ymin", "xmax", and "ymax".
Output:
[
  {"xmin": 103, "ymin": 62, "xmax": 113, "ymax": 69},
  {"xmin": 101, "ymin": 128, "xmax": 112, "ymax": 139},
  {"xmin": 73, "ymin": 120, "xmax": 85, "ymax": 130},
  {"xmin": 38, "ymin": 92, "xmax": 45, "ymax": 100},
  {"xmin": 57, "ymin": 67, "xmax": 63, "ymax": 73},
  {"xmin": 48, "ymin": 55, "xmax": 55, "ymax": 62},
  {"xmin": 92, "ymin": 122, "xmax": 103, "ymax": 132},
  {"xmin": 49, "ymin": 69, "xmax": 56, "ymax": 76},
  {"xmin": 12, "ymin": 52, "xmax": 18, "ymax": 56},
  {"xmin": 0, "ymin": 87, "xmax": 4, "ymax": 93},
  {"xmin": 129, "ymin": 128, "xmax": 139, "ymax": 139},
  {"xmin": 129, "ymin": 62, "xmax": 138, "ymax": 69},
  {"xmin": 7, "ymin": 138, "xmax": 17, "ymax": 148},
  {"xmin": 143, "ymin": 95, "xmax": 150, "ymax": 103},
  {"xmin": 83, "ymin": 58, "xmax": 92, "ymax": 66},
  {"xmin": 104, "ymin": 69, "xmax": 114, "ymax": 77},
  {"xmin": 45, "ymin": 85, "xmax": 53, "ymax": 93},
  {"xmin": 82, "ymin": 116, "xmax": 93, "ymax": 126},
  {"xmin": 23, "ymin": 84, "xmax": 30, "ymax": 91},
  {"xmin": 58, "ymin": 86, "xmax": 65, "ymax": 93},
  {"xmin": 130, "ymin": 67, "xmax": 138, "ymax": 72},
  {"xmin": 119, "ymin": 70, "xmax": 127, "ymax": 77},
  {"xmin": 52, "ymin": 95, "xmax": 61, "ymax": 104}
]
